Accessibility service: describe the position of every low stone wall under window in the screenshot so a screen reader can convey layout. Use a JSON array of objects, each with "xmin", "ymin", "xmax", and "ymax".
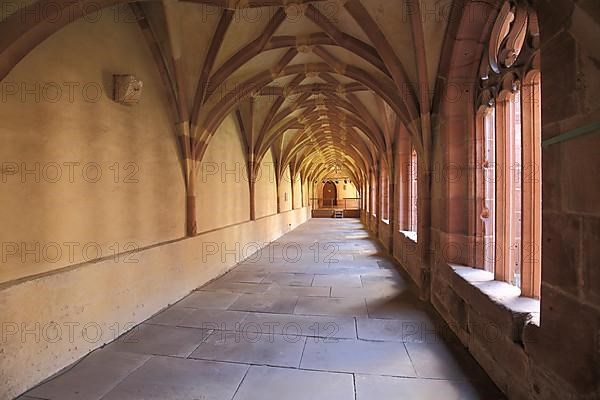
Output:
[{"xmin": 360, "ymin": 218, "xmax": 593, "ymax": 400}]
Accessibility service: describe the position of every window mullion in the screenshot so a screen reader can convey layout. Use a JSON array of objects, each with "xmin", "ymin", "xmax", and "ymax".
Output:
[
  {"xmin": 495, "ymin": 95, "xmax": 512, "ymax": 283},
  {"xmin": 520, "ymin": 73, "xmax": 542, "ymax": 299}
]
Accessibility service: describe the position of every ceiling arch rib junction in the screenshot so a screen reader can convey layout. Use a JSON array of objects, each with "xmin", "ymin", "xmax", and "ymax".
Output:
[
  {"xmin": 0, "ymin": 0, "xmax": 454, "ymax": 189},
  {"xmin": 0, "ymin": 0, "xmax": 452, "ymax": 191}
]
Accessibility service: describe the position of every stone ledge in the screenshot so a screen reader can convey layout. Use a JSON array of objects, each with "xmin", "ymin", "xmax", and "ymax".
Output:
[
  {"xmin": 431, "ymin": 264, "xmax": 543, "ymax": 399},
  {"xmin": 399, "ymin": 230, "xmax": 418, "ymax": 243},
  {"xmin": 448, "ymin": 264, "xmax": 541, "ymax": 338}
]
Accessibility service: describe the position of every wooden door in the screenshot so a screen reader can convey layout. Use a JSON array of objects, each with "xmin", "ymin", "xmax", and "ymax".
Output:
[{"xmin": 323, "ymin": 181, "xmax": 337, "ymax": 207}]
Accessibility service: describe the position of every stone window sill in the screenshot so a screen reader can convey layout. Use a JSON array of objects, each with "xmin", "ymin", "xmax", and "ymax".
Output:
[
  {"xmin": 382, "ymin": 219, "xmax": 390, "ymax": 225},
  {"xmin": 448, "ymin": 264, "xmax": 541, "ymax": 327},
  {"xmin": 400, "ymin": 230, "xmax": 418, "ymax": 243}
]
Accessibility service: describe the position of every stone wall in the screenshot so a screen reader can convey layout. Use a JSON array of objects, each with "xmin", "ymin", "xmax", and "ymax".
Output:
[
  {"xmin": 523, "ymin": 1, "xmax": 600, "ymax": 398},
  {"xmin": 364, "ymin": 1, "xmax": 600, "ymax": 399}
]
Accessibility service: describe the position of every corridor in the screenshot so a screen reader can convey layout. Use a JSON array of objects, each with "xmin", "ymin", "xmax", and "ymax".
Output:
[{"xmin": 20, "ymin": 220, "xmax": 502, "ymax": 400}]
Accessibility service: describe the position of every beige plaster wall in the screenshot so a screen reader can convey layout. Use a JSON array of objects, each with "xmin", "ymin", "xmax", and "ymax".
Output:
[
  {"xmin": 303, "ymin": 180, "xmax": 310, "ymax": 207},
  {"xmin": 195, "ymin": 114, "xmax": 250, "ymax": 233},
  {"xmin": 0, "ymin": 6, "xmax": 186, "ymax": 284},
  {"xmin": 254, "ymin": 150, "xmax": 278, "ymax": 218},
  {"xmin": 278, "ymin": 166, "xmax": 293, "ymax": 212},
  {"xmin": 292, "ymin": 173, "xmax": 302, "ymax": 209},
  {"xmin": 337, "ymin": 181, "xmax": 359, "ymax": 201}
]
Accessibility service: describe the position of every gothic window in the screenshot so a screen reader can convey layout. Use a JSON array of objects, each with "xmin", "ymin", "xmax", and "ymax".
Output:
[{"xmin": 476, "ymin": 0, "xmax": 541, "ymax": 298}]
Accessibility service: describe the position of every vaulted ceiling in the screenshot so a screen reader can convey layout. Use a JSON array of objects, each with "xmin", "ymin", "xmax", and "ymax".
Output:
[{"xmin": 0, "ymin": 0, "xmax": 453, "ymax": 186}]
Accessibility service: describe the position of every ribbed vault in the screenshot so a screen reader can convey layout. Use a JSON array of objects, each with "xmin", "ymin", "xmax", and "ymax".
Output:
[{"xmin": 0, "ymin": 0, "xmax": 453, "ymax": 234}]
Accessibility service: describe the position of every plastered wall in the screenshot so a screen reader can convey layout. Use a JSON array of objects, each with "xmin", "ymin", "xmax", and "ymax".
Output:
[
  {"xmin": 254, "ymin": 150, "xmax": 278, "ymax": 218},
  {"xmin": 278, "ymin": 166, "xmax": 292, "ymax": 212},
  {"xmin": 302, "ymin": 180, "xmax": 310, "ymax": 206},
  {"xmin": 195, "ymin": 114, "xmax": 250, "ymax": 233},
  {"xmin": 0, "ymin": 7, "xmax": 186, "ymax": 284},
  {"xmin": 292, "ymin": 172, "xmax": 302, "ymax": 209}
]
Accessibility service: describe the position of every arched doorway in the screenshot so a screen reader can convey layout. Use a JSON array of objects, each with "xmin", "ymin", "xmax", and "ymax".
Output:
[{"xmin": 322, "ymin": 181, "xmax": 337, "ymax": 208}]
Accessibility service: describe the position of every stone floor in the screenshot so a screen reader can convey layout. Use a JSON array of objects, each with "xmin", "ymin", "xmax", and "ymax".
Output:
[{"xmin": 19, "ymin": 219, "xmax": 504, "ymax": 400}]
